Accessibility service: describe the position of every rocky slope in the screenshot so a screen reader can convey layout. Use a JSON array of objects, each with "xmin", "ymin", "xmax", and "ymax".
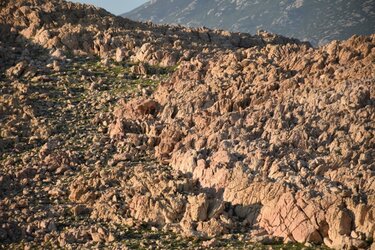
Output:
[
  {"xmin": 0, "ymin": 0, "xmax": 374, "ymax": 249},
  {"xmin": 124, "ymin": 0, "xmax": 375, "ymax": 46}
]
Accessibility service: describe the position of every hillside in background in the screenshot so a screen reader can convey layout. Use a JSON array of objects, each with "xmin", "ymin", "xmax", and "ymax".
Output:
[{"xmin": 124, "ymin": 0, "xmax": 375, "ymax": 45}]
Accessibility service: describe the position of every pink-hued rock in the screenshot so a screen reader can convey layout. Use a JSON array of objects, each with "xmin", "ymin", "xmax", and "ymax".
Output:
[
  {"xmin": 108, "ymin": 33, "xmax": 375, "ymax": 248},
  {"xmin": 1, "ymin": 0, "xmax": 374, "ymax": 248}
]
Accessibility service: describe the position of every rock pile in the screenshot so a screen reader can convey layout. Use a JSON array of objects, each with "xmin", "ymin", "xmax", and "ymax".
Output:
[
  {"xmin": 109, "ymin": 35, "xmax": 375, "ymax": 249},
  {"xmin": 0, "ymin": 0, "xmax": 308, "ymax": 66},
  {"xmin": 0, "ymin": 0, "xmax": 374, "ymax": 249}
]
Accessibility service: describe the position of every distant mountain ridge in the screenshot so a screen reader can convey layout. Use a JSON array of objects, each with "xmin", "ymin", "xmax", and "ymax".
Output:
[{"xmin": 123, "ymin": 0, "xmax": 375, "ymax": 46}]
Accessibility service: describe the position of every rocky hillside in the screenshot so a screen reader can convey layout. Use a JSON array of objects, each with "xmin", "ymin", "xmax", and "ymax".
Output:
[
  {"xmin": 1, "ymin": 0, "xmax": 375, "ymax": 249},
  {"xmin": 124, "ymin": 0, "xmax": 375, "ymax": 46}
]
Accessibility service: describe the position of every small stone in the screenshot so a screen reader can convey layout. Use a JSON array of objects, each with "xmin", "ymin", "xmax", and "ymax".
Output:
[
  {"xmin": 115, "ymin": 47, "xmax": 126, "ymax": 62},
  {"xmin": 304, "ymin": 242, "xmax": 313, "ymax": 247},
  {"xmin": 72, "ymin": 204, "xmax": 90, "ymax": 216},
  {"xmin": 202, "ymin": 238, "xmax": 218, "ymax": 248},
  {"xmin": 107, "ymin": 233, "xmax": 115, "ymax": 242},
  {"xmin": 350, "ymin": 231, "xmax": 359, "ymax": 239},
  {"xmin": 91, "ymin": 232, "xmax": 102, "ymax": 242}
]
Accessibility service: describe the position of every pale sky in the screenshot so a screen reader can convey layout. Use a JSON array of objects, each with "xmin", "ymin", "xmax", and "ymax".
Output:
[{"xmin": 72, "ymin": 0, "xmax": 148, "ymax": 15}]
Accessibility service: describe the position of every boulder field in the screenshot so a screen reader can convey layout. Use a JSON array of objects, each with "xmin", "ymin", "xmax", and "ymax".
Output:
[
  {"xmin": 108, "ymin": 35, "xmax": 375, "ymax": 249},
  {"xmin": 0, "ymin": 0, "xmax": 374, "ymax": 249}
]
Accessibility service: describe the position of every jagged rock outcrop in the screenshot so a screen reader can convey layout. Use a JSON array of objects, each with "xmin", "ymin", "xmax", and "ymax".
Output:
[
  {"xmin": 109, "ymin": 34, "xmax": 375, "ymax": 249},
  {"xmin": 0, "ymin": 0, "xmax": 307, "ymax": 70}
]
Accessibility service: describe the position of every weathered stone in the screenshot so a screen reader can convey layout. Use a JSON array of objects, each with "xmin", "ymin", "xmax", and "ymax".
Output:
[{"xmin": 115, "ymin": 47, "xmax": 126, "ymax": 62}]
